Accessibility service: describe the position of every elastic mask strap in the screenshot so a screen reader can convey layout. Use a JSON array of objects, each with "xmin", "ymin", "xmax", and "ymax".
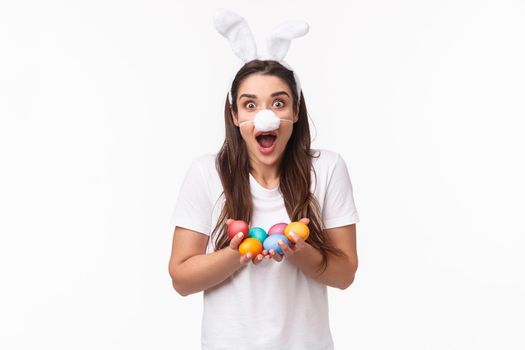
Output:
[{"xmin": 238, "ymin": 119, "xmax": 293, "ymax": 128}]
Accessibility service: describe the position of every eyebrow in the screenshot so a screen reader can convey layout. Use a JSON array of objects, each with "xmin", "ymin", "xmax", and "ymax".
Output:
[{"xmin": 238, "ymin": 91, "xmax": 290, "ymax": 100}]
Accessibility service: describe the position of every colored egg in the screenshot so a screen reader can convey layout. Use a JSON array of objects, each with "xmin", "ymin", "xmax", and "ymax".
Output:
[
  {"xmin": 263, "ymin": 234, "xmax": 290, "ymax": 255},
  {"xmin": 248, "ymin": 227, "xmax": 268, "ymax": 242},
  {"xmin": 268, "ymin": 222, "xmax": 288, "ymax": 236},
  {"xmin": 284, "ymin": 221, "xmax": 310, "ymax": 241},
  {"xmin": 238, "ymin": 238, "xmax": 263, "ymax": 257},
  {"xmin": 227, "ymin": 220, "xmax": 249, "ymax": 239}
]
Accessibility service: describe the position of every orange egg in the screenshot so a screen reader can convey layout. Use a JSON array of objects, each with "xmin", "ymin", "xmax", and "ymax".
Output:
[
  {"xmin": 238, "ymin": 238, "xmax": 263, "ymax": 257},
  {"xmin": 284, "ymin": 221, "xmax": 310, "ymax": 241}
]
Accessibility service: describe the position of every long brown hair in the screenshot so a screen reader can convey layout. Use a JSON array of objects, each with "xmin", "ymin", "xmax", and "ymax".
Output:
[{"xmin": 211, "ymin": 59, "xmax": 346, "ymax": 274}]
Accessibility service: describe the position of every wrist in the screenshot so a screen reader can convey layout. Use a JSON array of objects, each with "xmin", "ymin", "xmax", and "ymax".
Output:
[
  {"xmin": 287, "ymin": 242, "xmax": 321, "ymax": 272},
  {"xmin": 288, "ymin": 242, "xmax": 312, "ymax": 261},
  {"xmin": 223, "ymin": 245, "xmax": 243, "ymax": 267}
]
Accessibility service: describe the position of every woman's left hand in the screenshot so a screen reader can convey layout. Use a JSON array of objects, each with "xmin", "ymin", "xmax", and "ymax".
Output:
[{"xmin": 263, "ymin": 218, "xmax": 309, "ymax": 262}]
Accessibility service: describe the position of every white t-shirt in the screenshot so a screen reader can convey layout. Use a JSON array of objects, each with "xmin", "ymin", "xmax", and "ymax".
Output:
[{"xmin": 170, "ymin": 148, "xmax": 360, "ymax": 350}]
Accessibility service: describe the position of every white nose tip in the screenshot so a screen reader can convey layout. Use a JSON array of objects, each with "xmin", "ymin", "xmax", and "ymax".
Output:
[{"xmin": 253, "ymin": 109, "xmax": 280, "ymax": 131}]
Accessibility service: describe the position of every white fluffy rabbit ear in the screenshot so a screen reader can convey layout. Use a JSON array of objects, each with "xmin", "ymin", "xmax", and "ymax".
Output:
[
  {"xmin": 265, "ymin": 20, "xmax": 309, "ymax": 62},
  {"xmin": 213, "ymin": 9, "xmax": 258, "ymax": 63}
]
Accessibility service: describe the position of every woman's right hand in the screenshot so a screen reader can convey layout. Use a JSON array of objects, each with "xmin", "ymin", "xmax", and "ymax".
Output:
[{"xmin": 226, "ymin": 218, "xmax": 265, "ymax": 265}]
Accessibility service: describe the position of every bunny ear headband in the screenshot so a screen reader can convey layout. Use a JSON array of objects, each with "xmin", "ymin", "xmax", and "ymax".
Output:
[{"xmin": 213, "ymin": 9, "xmax": 309, "ymax": 106}]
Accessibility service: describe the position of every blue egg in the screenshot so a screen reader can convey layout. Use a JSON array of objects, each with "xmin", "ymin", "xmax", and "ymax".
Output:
[
  {"xmin": 263, "ymin": 234, "xmax": 290, "ymax": 255},
  {"xmin": 248, "ymin": 227, "xmax": 268, "ymax": 242}
]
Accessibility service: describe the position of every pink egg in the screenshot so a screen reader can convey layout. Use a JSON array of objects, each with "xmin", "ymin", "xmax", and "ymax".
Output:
[{"xmin": 268, "ymin": 222, "xmax": 288, "ymax": 236}]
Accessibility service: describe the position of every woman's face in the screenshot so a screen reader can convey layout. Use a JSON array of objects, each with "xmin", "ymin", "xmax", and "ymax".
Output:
[{"xmin": 231, "ymin": 73, "xmax": 299, "ymax": 168}]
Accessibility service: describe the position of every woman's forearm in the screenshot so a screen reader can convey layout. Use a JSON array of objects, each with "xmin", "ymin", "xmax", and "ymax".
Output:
[
  {"xmin": 172, "ymin": 247, "xmax": 244, "ymax": 296},
  {"xmin": 287, "ymin": 243, "xmax": 357, "ymax": 289}
]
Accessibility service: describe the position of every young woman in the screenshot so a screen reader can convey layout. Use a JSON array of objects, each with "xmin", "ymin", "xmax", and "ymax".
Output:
[{"xmin": 168, "ymin": 59, "xmax": 360, "ymax": 350}]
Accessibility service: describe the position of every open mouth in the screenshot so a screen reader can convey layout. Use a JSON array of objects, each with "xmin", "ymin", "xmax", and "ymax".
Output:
[{"xmin": 255, "ymin": 132, "xmax": 277, "ymax": 149}]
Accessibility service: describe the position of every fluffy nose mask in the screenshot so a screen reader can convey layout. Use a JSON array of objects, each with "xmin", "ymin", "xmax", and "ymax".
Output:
[{"xmin": 238, "ymin": 109, "xmax": 293, "ymax": 132}]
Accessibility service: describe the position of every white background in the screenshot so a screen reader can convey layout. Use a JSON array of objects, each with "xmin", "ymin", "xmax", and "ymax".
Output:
[{"xmin": 1, "ymin": 0, "xmax": 524, "ymax": 349}]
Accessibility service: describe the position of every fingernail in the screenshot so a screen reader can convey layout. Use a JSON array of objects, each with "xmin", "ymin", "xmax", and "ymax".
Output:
[
  {"xmin": 258, "ymin": 256, "xmax": 262, "ymax": 260},
  {"xmin": 278, "ymin": 240, "xmax": 283, "ymax": 245},
  {"xmin": 238, "ymin": 232, "xmax": 243, "ymax": 237},
  {"xmin": 290, "ymin": 232, "xmax": 296, "ymax": 237}
]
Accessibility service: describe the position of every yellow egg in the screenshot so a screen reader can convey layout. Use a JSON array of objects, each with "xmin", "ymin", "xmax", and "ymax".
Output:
[{"xmin": 284, "ymin": 221, "xmax": 310, "ymax": 241}]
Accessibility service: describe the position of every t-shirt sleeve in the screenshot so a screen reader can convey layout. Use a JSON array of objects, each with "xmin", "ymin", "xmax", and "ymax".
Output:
[
  {"xmin": 322, "ymin": 153, "xmax": 360, "ymax": 229},
  {"xmin": 169, "ymin": 158, "xmax": 212, "ymax": 235}
]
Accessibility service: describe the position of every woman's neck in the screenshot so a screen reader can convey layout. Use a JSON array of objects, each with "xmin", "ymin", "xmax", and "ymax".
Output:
[{"xmin": 249, "ymin": 159, "xmax": 281, "ymax": 190}]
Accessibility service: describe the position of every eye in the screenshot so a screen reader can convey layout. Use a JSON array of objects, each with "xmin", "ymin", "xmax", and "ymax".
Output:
[
  {"xmin": 244, "ymin": 101, "xmax": 256, "ymax": 109},
  {"xmin": 273, "ymin": 100, "xmax": 285, "ymax": 108}
]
